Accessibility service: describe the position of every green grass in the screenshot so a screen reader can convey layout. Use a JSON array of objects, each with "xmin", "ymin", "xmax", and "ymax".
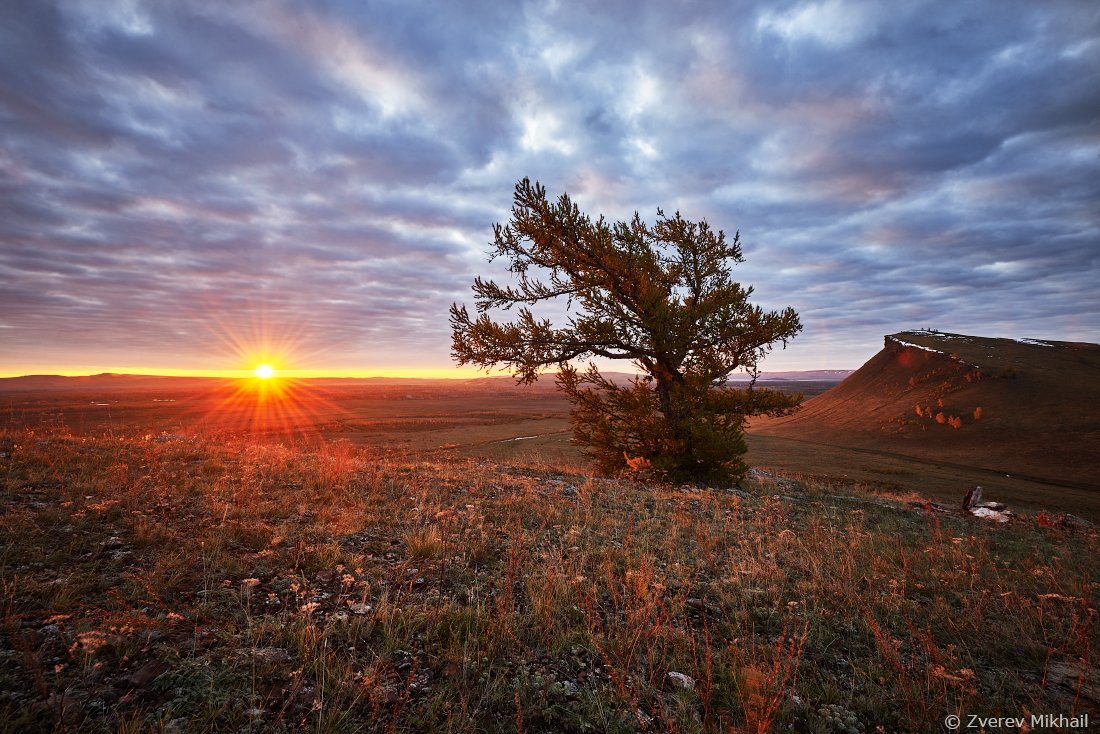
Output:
[{"xmin": 1, "ymin": 428, "xmax": 1096, "ymax": 732}]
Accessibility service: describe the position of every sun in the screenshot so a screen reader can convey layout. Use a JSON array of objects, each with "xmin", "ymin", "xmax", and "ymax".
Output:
[{"xmin": 254, "ymin": 364, "xmax": 276, "ymax": 379}]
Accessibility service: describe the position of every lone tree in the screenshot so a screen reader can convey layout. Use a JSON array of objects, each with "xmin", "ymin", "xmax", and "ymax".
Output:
[{"xmin": 450, "ymin": 179, "xmax": 803, "ymax": 483}]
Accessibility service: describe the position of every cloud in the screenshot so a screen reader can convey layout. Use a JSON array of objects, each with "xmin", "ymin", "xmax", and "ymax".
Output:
[
  {"xmin": 757, "ymin": 0, "xmax": 879, "ymax": 48},
  {"xmin": 1, "ymin": 0, "xmax": 1097, "ymax": 374}
]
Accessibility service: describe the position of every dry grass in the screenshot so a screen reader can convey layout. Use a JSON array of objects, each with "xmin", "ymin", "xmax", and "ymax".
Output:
[{"xmin": 1, "ymin": 427, "xmax": 1097, "ymax": 732}]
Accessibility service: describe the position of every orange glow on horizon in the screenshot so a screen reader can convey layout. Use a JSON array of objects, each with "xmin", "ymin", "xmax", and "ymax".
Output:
[
  {"xmin": 1, "ymin": 309, "xmax": 520, "ymax": 381},
  {"xmin": 0, "ymin": 365, "xmax": 513, "ymax": 380},
  {"xmin": 0, "ymin": 312, "xmax": 518, "ymax": 443}
]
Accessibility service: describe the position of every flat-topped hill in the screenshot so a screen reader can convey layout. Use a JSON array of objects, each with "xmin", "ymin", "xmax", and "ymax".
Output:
[{"xmin": 752, "ymin": 330, "xmax": 1100, "ymax": 494}]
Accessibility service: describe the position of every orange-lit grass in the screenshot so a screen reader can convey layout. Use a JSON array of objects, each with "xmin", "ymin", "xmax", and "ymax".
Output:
[
  {"xmin": 172, "ymin": 375, "xmax": 356, "ymax": 447},
  {"xmin": 0, "ymin": 428, "xmax": 1096, "ymax": 731}
]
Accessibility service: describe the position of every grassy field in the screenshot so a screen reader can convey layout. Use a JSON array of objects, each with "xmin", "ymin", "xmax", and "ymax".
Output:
[{"xmin": 1, "ymin": 411, "xmax": 1097, "ymax": 732}]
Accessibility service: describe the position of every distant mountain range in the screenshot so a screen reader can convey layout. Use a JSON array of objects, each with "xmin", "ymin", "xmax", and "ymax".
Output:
[
  {"xmin": 0, "ymin": 373, "xmax": 205, "ymax": 391},
  {"xmin": 727, "ymin": 369, "xmax": 853, "ymax": 381}
]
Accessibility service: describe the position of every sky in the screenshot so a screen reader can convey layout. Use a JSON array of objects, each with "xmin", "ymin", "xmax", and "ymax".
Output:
[{"xmin": 1, "ymin": 0, "xmax": 1098, "ymax": 378}]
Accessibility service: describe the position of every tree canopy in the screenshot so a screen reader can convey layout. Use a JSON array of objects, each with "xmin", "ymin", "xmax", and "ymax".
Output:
[{"xmin": 450, "ymin": 178, "xmax": 803, "ymax": 482}]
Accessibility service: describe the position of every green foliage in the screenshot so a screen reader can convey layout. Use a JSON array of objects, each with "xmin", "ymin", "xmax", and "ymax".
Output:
[
  {"xmin": 558, "ymin": 364, "xmax": 798, "ymax": 482},
  {"xmin": 451, "ymin": 178, "xmax": 803, "ymax": 482}
]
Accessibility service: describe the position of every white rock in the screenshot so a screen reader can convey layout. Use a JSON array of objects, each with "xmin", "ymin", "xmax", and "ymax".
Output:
[{"xmin": 971, "ymin": 507, "xmax": 1010, "ymax": 522}]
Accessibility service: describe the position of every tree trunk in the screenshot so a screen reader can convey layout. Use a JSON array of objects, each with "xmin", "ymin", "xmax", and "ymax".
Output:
[{"xmin": 654, "ymin": 369, "xmax": 692, "ymax": 463}]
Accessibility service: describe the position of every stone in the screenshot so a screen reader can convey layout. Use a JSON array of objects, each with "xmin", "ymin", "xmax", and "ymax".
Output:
[
  {"xmin": 48, "ymin": 687, "xmax": 88, "ymax": 725},
  {"xmin": 391, "ymin": 649, "xmax": 414, "ymax": 673},
  {"xmin": 251, "ymin": 647, "xmax": 290, "ymax": 664},
  {"xmin": 559, "ymin": 680, "xmax": 580, "ymax": 699},
  {"xmin": 971, "ymin": 506, "xmax": 1011, "ymax": 522},
  {"xmin": 667, "ymin": 671, "xmax": 695, "ymax": 691},
  {"xmin": 964, "ymin": 485, "xmax": 1011, "ymax": 521},
  {"xmin": 1045, "ymin": 659, "xmax": 1099, "ymax": 704},
  {"xmin": 129, "ymin": 659, "xmax": 170, "ymax": 687},
  {"xmin": 376, "ymin": 685, "xmax": 402, "ymax": 704}
]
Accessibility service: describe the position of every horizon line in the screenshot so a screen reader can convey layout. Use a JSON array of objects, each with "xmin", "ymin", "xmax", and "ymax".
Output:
[
  {"xmin": 0, "ymin": 367, "xmax": 855, "ymax": 380},
  {"xmin": 0, "ymin": 367, "xmax": 503, "ymax": 380}
]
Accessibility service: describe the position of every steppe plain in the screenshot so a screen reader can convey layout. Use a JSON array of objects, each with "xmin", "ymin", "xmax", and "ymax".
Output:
[{"xmin": 1, "ymin": 337, "xmax": 1096, "ymax": 732}]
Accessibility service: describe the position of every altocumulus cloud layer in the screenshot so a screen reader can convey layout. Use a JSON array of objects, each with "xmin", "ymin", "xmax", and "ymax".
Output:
[{"xmin": 1, "ymin": 0, "xmax": 1098, "ymax": 373}]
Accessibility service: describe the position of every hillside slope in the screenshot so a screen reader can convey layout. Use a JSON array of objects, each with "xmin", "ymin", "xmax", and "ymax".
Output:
[{"xmin": 752, "ymin": 330, "xmax": 1100, "ymax": 492}]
